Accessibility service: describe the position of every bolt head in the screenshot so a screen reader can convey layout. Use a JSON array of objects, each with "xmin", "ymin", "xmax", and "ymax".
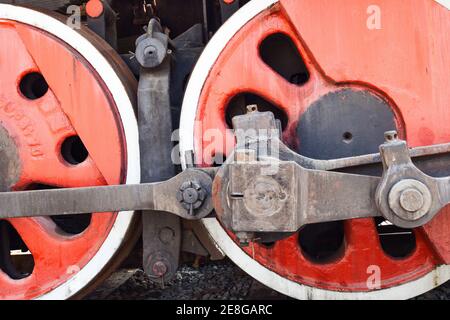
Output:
[
  {"xmin": 135, "ymin": 37, "xmax": 166, "ymax": 68},
  {"xmin": 388, "ymin": 179, "xmax": 432, "ymax": 222},
  {"xmin": 236, "ymin": 232, "xmax": 254, "ymax": 247},
  {"xmin": 177, "ymin": 180, "xmax": 206, "ymax": 214},
  {"xmin": 152, "ymin": 261, "xmax": 168, "ymax": 277},
  {"xmin": 400, "ymin": 188, "xmax": 424, "ymax": 212},
  {"xmin": 182, "ymin": 188, "xmax": 199, "ymax": 204},
  {"xmin": 159, "ymin": 227, "xmax": 175, "ymax": 244},
  {"xmin": 144, "ymin": 45, "xmax": 157, "ymax": 56},
  {"xmin": 384, "ymin": 130, "xmax": 398, "ymax": 142}
]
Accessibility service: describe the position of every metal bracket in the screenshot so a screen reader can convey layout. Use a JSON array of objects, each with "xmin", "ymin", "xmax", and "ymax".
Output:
[
  {"xmin": 213, "ymin": 109, "xmax": 450, "ymax": 243},
  {"xmin": 376, "ymin": 132, "xmax": 450, "ymax": 228},
  {"xmin": 135, "ymin": 19, "xmax": 169, "ymax": 69},
  {"xmin": 214, "ymin": 151, "xmax": 381, "ymax": 234},
  {"xmin": 136, "ymin": 18, "xmax": 179, "ymax": 282}
]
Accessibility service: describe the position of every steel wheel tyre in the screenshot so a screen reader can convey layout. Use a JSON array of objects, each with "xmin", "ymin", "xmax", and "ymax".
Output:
[
  {"xmin": 0, "ymin": 5, "xmax": 140, "ymax": 299},
  {"xmin": 180, "ymin": 0, "xmax": 450, "ymax": 299}
]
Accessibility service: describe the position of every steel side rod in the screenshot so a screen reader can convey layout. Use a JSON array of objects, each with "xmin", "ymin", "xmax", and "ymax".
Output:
[
  {"xmin": 319, "ymin": 142, "xmax": 450, "ymax": 171},
  {"xmin": 270, "ymin": 138, "xmax": 450, "ymax": 172},
  {"xmin": 0, "ymin": 169, "xmax": 214, "ymax": 220}
]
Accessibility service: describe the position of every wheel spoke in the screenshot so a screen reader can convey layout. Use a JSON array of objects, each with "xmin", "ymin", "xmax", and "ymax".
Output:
[
  {"xmin": 23, "ymin": 156, "xmax": 106, "ymax": 189},
  {"xmin": 0, "ymin": 25, "xmax": 36, "ymax": 95},
  {"xmin": 8, "ymin": 213, "xmax": 115, "ymax": 276}
]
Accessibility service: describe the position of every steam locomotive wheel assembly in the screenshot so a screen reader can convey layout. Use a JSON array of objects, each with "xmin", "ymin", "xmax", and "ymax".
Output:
[
  {"xmin": 0, "ymin": 6, "xmax": 140, "ymax": 299},
  {"xmin": 0, "ymin": 0, "xmax": 449, "ymax": 300},
  {"xmin": 180, "ymin": 0, "xmax": 450, "ymax": 299}
]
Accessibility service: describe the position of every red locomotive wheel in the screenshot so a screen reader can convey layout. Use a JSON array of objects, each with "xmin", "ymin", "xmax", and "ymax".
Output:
[
  {"xmin": 0, "ymin": 6, "xmax": 140, "ymax": 299},
  {"xmin": 180, "ymin": 0, "xmax": 450, "ymax": 298}
]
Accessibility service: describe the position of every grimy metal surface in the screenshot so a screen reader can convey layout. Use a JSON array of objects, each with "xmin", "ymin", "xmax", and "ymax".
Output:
[
  {"xmin": 221, "ymin": 160, "xmax": 381, "ymax": 232},
  {"xmin": 296, "ymin": 89, "xmax": 396, "ymax": 160},
  {"xmin": 231, "ymin": 110, "xmax": 450, "ymax": 174},
  {"xmin": 136, "ymin": 18, "xmax": 180, "ymax": 283},
  {"xmin": 212, "ymin": 110, "xmax": 450, "ymax": 240}
]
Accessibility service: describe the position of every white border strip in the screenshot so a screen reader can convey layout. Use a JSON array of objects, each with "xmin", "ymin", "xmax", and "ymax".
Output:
[{"xmin": 436, "ymin": 0, "xmax": 450, "ymax": 9}]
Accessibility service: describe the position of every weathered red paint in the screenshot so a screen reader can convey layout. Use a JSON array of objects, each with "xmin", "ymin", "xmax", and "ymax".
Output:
[
  {"xmin": 194, "ymin": 1, "xmax": 450, "ymax": 291},
  {"xmin": 0, "ymin": 21, "xmax": 126, "ymax": 299}
]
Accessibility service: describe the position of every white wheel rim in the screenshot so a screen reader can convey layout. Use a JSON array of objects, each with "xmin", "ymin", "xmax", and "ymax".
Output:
[
  {"xmin": 0, "ymin": 4, "xmax": 141, "ymax": 300},
  {"xmin": 179, "ymin": 0, "xmax": 450, "ymax": 299}
]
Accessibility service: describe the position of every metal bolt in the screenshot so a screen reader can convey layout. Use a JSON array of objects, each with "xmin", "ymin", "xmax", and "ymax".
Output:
[
  {"xmin": 400, "ymin": 188, "xmax": 424, "ymax": 212},
  {"xmin": 144, "ymin": 45, "xmax": 157, "ymax": 57},
  {"xmin": 388, "ymin": 179, "xmax": 432, "ymax": 221},
  {"xmin": 135, "ymin": 34, "xmax": 167, "ymax": 68},
  {"xmin": 152, "ymin": 261, "xmax": 168, "ymax": 277},
  {"xmin": 182, "ymin": 187, "xmax": 199, "ymax": 204},
  {"xmin": 236, "ymin": 232, "xmax": 254, "ymax": 247},
  {"xmin": 384, "ymin": 130, "xmax": 398, "ymax": 142},
  {"xmin": 176, "ymin": 181, "xmax": 206, "ymax": 215},
  {"xmin": 159, "ymin": 227, "xmax": 175, "ymax": 244},
  {"xmin": 247, "ymin": 104, "xmax": 258, "ymax": 113}
]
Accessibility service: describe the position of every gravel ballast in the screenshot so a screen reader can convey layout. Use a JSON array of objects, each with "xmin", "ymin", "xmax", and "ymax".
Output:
[{"xmin": 87, "ymin": 258, "xmax": 450, "ymax": 300}]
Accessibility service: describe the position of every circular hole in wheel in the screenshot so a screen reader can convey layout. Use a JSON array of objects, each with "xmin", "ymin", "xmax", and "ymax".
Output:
[
  {"xmin": 298, "ymin": 221, "xmax": 345, "ymax": 264},
  {"xmin": 61, "ymin": 136, "xmax": 89, "ymax": 165},
  {"xmin": 19, "ymin": 72, "xmax": 49, "ymax": 100},
  {"xmin": 375, "ymin": 217, "xmax": 416, "ymax": 259}
]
